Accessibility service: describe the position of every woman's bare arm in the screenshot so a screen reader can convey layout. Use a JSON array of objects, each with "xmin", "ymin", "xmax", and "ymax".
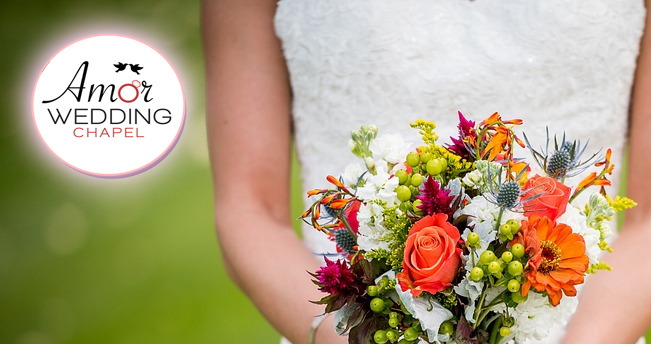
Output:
[
  {"xmin": 202, "ymin": 1, "xmax": 345, "ymax": 343},
  {"xmin": 562, "ymin": 4, "xmax": 651, "ymax": 343}
]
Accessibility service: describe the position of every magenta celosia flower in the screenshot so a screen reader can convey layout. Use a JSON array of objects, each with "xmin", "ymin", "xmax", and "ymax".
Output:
[
  {"xmin": 416, "ymin": 177, "xmax": 455, "ymax": 217},
  {"xmin": 447, "ymin": 111, "xmax": 476, "ymax": 160},
  {"xmin": 315, "ymin": 257, "xmax": 359, "ymax": 295}
]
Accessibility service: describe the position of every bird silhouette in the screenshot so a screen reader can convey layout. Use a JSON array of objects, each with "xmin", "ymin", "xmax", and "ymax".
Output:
[
  {"xmin": 113, "ymin": 62, "xmax": 127, "ymax": 73},
  {"xmin": 129, "ymin": 64, "xmax": 144, "ymax": 75}
]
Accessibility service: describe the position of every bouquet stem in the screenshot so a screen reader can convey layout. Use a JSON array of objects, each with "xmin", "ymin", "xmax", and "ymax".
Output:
[{"xmin": 488, "ymin": 315, "xmax": 503, "ymax": 344}]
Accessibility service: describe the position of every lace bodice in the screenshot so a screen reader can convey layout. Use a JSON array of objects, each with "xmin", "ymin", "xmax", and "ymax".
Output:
[{"xmin": 274, "ymin": 1, "xmax": 645, "ymax": 342}]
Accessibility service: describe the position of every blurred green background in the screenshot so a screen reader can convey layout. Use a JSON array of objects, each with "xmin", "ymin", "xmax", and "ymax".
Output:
[
  {"xmin": 1, "ymin": 1, "xmax": 649, "ymax": 344},
  {"xmin": 0, "ymin": 1, "xmax": 304, "ymax": 343}
]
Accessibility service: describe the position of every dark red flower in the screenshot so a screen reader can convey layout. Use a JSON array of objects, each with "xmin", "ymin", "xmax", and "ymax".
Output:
[
  {"xmin": 315, "ymin": 257, "xmax": 359, "ymax": 295},
  {"xmin": 416, "ymin": 177, "xmax": 455, "ymax": 217},
  {"xmin": 447, "ymin": 111, "xmax": 476, "ymax": 160}
]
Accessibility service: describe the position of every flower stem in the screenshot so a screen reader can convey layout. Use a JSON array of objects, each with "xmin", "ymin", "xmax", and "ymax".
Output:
[
  {"xmin": 473, "ymin": 286, "xmax": 489, "ymax": 329},
  {"xmin": 488, "ymin": 315, "xmax": 504, "ymax": 344},
  {"xmin": 339, "ymin": 212, "xmax": 357, "ymax": 241},
  {"xmin": 494, "ymin": 207, "xmax": 504, "ymax": 233},
  {"xmin": 569, "ymin": 169, "xmax": 609, "ymax": 203}
]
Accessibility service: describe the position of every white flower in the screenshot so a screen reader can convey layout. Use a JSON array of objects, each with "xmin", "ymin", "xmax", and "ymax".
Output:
[
  {"xmin": 461, "ymin": 196, "xmax": 525, "ymax": 230},
  {"xmin": 395, "ymin": 283, "xmax": 453, "ymax": 343},
  {"xmin": 356, "ymin": 168, "xmax": 397, "ymax": 204},
  {"xmin": 347, "ymin": 138, "xmax": 356, "ymax": 152},
  {"xmin": 355, "ymin": 165, "xmax": 401, "ymax": 251},
  {"xmin": 462, "ymin": 196, "xmax": 500, "ymax": 228},
  {"xmin": 357, "ymin": 202, "xmax": 389, "ymax": 251},
  {"xmin": 369, "ymin": 133, "xmax": 412, "ymax": 165},
  {"xmin": 341, "ymin": 162, "xmax": 366, "ymax": 188},
  {"xmin": 462, "ymin": 169, "xmax": 483, "ymax": 188},
  {"xmin": 495, "ymin": 292, "xmax": 578, "ymax": 342}
]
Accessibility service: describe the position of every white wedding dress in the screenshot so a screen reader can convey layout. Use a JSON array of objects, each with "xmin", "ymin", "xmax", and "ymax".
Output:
[{"xmin": 274, "ymin": 1, "xmax": 646, "ymax": 343}]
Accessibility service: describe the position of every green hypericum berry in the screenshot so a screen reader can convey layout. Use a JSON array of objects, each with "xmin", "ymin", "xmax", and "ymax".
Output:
[
  {"xmin": 386, "ymin": 330, "xmax": 398, "ymax": 341},
  {"xmin": 396, "ymin": 185, "xmax": 412, "ymax": 202},
  {"xmin": 487, "ymin": 261, "xmax": 501, "ymax": 274},
  {"xmin": 388, "ymin": 317, "xmax": 400, "ymax": 328},
  {"xmin": 396, "ymin": 170, "xmax": 409, "ymax": 185},
  {"xmin": 511, "ymin": 243, "xmax": 525, "ymax": 258},
  {"xmin": 420, "ymin": 152, "xmax": 432, "ymax": 163},
  {"xmin": 370, "ymin": 298, "xmax": 385, "ymax": 313},
  {"xmin": 500, "ymin": 224, "xmax": 512, "ymax": 236},
  {"xmin": 411, "ymin": 173, "xmax": 423, "ymax": 187},
  {"xmin": 499, "ymin": 326, "xmax": 511, "ymax": 337},
  {"xmin": 507, "ymin": 261, "xmax": 523, "ymax": 276},
  {"xmin": 389, "ymin": 311, "xmax": 398, "ymax": 319},
  {"xmin": 407, "ymin": 153, "xmax": 420, "ymax": 167},
  {"xmin": 374, "ymin": 330, "xmax": 388, "ymax": 344},
  {"xmin": 501, "ymin": 251, "xmax": 513, "ymax": 263},
  {"xmin": 403, "ymin": 327, "xmax": 419, "ymax": 341},
  {"xmin": 507, "ymin": 279, "xmax": 521, "ymax": 292},
  {"xmin": 467, "ymin": 232, "xmax": 480, "ymax": 246},
  {"xmin": 439, "ymin": 158, "xmax": 448, "ymax": 171},
  {"xmin": 426, "ymin": 159, "xmax": 443, "ymax": 176},
  {"xmin": 506, "ymin": 219, "xmax": 520, "ymax": 234},
  {"xmin": 378, "ymin": 276, "xmax": 389, "ymax": 290},
  {"xmin": 439, "ymin": 321, "xmax": 454, "ymax": 335},
  {"xmin": 502, "ymin": 316, "xmax": 515, "ymax": 328},
  {"xmin": 367, "ymin": 285, "xmax": 379, "ymax": 297},
  {"xmin": 511, "ymin": 291, "xmax": 526, "ymax": 303},
  {"xmin": 480, "ymin": 250, "xmax": 496, "ymax": 264},
  {"xmin": 383, "ymin": 299, "xmax": 394, "ymax": 309},
  {"xmin": 470, "ymin": 267, "xmax": 484, "ymax": 281},
  {"xmin": 412, "ymin": 199, "xmax": 424, "ymax": 215}
]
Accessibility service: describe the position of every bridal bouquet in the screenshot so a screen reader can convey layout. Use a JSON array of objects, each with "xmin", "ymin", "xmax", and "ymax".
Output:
[{"xmin": 301, "ymin": 112, "xmax": 635, "ymax": 344}]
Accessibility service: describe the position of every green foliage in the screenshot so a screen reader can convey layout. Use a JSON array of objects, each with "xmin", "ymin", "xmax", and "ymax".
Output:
[
  {"xmin": 382, "ymin": 206, "xmax": 412, "ymax": 270},
  {"xmin": 0, "ymin": 1, "xmax": 279, "ymax": 343}
]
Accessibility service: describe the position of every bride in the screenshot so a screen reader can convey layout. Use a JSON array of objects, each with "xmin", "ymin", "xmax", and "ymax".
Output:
[{"xmin": 202, "ymin": 1, "xmax": 651, "ymax": 343}]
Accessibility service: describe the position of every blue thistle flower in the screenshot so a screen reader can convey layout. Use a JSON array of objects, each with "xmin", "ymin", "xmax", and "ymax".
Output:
[{"xmin": 523, "ymin": 128, "xmax": 601, "ymax": 180}]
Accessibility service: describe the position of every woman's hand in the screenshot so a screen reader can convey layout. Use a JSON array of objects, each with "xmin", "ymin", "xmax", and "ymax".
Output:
[
  {"xmin": 202, "ymin": 1, "xmax": 346, "ymax": 343},
  {"xmin": 562, "ymin": 3, "xmax": 651, "ymax": 343}
]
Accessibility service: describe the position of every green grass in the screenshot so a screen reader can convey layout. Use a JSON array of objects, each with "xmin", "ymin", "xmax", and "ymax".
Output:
[{"xmin": 0, "ymin": 1, "xmax": 280, "ymax": 343}]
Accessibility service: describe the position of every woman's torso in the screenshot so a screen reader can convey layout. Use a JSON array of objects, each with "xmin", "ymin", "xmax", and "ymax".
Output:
[{"xmin": 275, "ymin": 1, "xmax": 645, "ymax": 342}]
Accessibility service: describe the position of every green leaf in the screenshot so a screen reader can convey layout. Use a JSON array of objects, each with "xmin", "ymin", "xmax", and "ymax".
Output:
[{"xmin": 348, "ymin": 314, "xmax": 385, "ymax": 344}]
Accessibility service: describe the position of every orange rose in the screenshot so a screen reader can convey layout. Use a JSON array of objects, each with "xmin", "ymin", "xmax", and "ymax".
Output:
[
  {"xmin": 522, "ymin": 175, "xmax": 571, "ymax": 222},
  {"xmin": 397, "ymin": 214, "xmax": 462, "ymax": 296}
]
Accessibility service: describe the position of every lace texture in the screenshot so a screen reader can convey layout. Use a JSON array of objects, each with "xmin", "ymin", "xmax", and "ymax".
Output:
[{"xmin": 275, "ymin": 2, "xmax": 645, "ymax": 342}]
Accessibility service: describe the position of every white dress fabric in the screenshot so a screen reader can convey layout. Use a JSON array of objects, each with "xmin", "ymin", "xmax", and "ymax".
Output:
[{"xmin": 274, "ymin": 1, "xmax": 646, "ymax": 343}]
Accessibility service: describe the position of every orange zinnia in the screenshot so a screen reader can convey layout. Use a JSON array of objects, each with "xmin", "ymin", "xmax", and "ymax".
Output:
[{"xmin": 512, "ymin": 217, "xmax": 589, "ymax": 306}]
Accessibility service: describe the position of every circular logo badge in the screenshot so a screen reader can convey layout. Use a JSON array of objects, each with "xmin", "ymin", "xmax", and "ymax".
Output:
[{"xmin": 32, "ymin": 35, "xmax": 185, "ymax": 178}]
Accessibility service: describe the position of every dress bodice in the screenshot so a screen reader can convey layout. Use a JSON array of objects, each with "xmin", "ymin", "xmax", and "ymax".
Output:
[{"xmin": 274, "ymin": 0, "xmax": 645, "ymax": 263}]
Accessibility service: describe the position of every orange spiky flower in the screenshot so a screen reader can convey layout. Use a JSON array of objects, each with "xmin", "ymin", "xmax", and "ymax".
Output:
[
  {"xmin": 475, "ymin": 112, "xmax": 525, "ymax": 177},
  {"xmin": 302, "ymin": 176, "xmax": 359, "ymax": 235},
  {"xmin": 512, "ymin": 217, "xmax": 589, "ymax": 306},
  {"xmin": 570, "ymin": 148, "xmax": 614, "ymax": 202}
]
